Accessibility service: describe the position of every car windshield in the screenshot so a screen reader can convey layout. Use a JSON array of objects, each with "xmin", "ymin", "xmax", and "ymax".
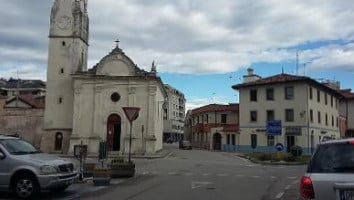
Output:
[
  {"xmin": 0, "ymin": 139, "xmax": 41, "ymax": 155},
  {"xmin": 308, "ymin": 143, "xmax": 354, "ymax": 173}
]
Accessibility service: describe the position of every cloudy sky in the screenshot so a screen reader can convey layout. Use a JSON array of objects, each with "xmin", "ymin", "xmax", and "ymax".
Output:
[{"xmin": 1, "ymin": 0, "xmax": 354, "ymax": 110}]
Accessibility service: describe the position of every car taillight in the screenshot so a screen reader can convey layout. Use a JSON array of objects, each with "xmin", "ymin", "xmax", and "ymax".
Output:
[{"xmin": 299, "ymin": 176, "xmax": 314, "ymax": 199}]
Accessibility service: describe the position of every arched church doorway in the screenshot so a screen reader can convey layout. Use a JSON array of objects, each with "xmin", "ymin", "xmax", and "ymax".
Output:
[
  {"xmin": 213, "ymin": 132, "xmax": 222, "ymax": 150},
  {"xmin": 107, "ymin": 114, "xmax": 122, "ymax": 151}
]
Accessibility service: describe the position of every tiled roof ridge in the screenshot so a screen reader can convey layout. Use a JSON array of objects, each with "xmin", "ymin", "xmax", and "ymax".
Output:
[{"xmin": 191, "ymin": 103, "xmax": 239, "ymax": 114}]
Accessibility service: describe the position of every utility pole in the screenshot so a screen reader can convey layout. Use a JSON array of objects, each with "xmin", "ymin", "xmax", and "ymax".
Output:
[
  {"xmin": 296, "ymin": 51, "xmax": 299, "ymax": 75},
  {"xmin": 16, "ymin": 70, "xmax": 19, "ymax": 108}
]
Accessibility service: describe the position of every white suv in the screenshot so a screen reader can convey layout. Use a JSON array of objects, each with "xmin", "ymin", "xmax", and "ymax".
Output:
[
  {"xmin": 299, "ymin": 138, "xmax": 354, "ymax": 200},
  {"xmin": 0, "ymin": 135, "xmax": 78, "ymax": 199}
]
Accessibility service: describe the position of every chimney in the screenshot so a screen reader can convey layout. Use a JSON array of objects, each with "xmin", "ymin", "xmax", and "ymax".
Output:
[{"xmin": 243, "ymin": 67, "xmax": 261, "ymax": 83}]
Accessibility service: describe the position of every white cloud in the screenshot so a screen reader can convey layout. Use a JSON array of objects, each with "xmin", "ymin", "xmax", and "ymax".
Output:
[
  {"xmin": 185, "ymin": 94, "xmax": 236, "ymax": 111},
  {"xmin": 0, "ymin": 63, "xmax": 46, "ymax": 80},
  {"xmin": 1, "ymin": 0, "xmax": 354, "ymax": 77}
]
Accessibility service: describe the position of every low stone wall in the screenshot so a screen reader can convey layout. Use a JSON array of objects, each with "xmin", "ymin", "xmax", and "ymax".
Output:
[{"xmin": 0, "ymin": 108, "xmax": 45, "ymax": 148}]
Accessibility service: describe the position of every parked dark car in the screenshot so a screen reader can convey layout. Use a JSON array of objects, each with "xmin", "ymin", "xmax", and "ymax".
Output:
[{"xmin": 179, "ymin": 140, "xmax": 192, "ymax": 150}]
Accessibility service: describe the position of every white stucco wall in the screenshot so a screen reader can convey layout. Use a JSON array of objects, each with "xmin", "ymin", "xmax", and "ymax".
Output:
[
  {"xmin": 69, "ymin": 77, "xmax": 165, "ymax": 155},
  {"xmin": 237, "ymin": 82, "xmax": 340, "ymax": 153}
]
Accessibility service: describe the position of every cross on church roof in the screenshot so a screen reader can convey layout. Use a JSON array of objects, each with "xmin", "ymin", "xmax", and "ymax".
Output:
[{"xmin": 115, "ymin": 39, "xmax": 120, "ymax": 48}]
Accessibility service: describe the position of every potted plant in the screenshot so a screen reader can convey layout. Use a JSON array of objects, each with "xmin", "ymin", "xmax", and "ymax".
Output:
[
  {"xmin": 109, "ymin": 158, "xmax": 135, "ymax": 178},
  {"xmin": 93, "ymin": 166, "xmax": 111, "ymax": 186},
  {"xmin": 83, "ymin": 162, "xmax": 96, "ymax": 178}
]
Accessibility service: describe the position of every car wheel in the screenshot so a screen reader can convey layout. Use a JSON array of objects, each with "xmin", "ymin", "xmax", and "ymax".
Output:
[{"xmin": 13, "ymin": 174, "xmax": 38, "ymax": 199}]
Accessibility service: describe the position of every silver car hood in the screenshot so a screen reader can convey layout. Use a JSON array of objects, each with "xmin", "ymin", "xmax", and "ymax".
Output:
[{"xmin": 15, "ymin": 153, "xmax": 71, "ymax": 166}]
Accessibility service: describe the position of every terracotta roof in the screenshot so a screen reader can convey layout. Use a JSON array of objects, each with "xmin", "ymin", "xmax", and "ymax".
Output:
[
  {"xmin": 191, "ymin": 104, "xmax": 239, "ymax": 115},
  {"xmin": 232, "ymin": 73, "xmax": 343, "ymax": 97},
  {"xmin": 5, "ymin": 95, "xmax": 45, "ymax": 108},
  {"xmin": 340, "ymin": 89, "xmax": 354, "ymax": 99},
  {"xmin": 232, "ymin": 73, "xmax": 309, "ymax": 89}
]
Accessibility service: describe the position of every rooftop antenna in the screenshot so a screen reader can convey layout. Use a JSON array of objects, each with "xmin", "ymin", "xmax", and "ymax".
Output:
[
  {"xmin": 16, "ymin": 70, "xmax": 19, "ymax": 108},
  {"xmin": 303, "ymin": 61, "xmax": 311, "ymax": 76},
  {"xmin": 296, "ymin": 50, "xmax": 299, "ymax": 75},
  {"xmin": 212, "ymin": 93, "xmax": 216, "ymax": 104}
]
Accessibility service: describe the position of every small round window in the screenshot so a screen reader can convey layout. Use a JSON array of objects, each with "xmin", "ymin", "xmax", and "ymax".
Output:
[{"xmin": 111, "ymin": 92, "xmax": 120, "ymax": 102}]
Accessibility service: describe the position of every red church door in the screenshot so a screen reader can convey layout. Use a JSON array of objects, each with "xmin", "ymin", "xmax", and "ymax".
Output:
[{"xmin": 106, "ymin": 114, "xmax": 122, "ymax": 151}]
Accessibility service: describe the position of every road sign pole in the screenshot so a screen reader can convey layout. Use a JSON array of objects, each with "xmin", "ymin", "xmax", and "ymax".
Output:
[
  {"xmin": 128, "ymin": 121, "xmax": 133, "ymax": 163},
  {"xmin": 122, "ymin": 107, "xmax": 140, "ymax": 163}
]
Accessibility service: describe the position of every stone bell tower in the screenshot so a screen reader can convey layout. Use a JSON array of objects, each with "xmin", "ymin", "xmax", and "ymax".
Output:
[{"xmin": 43, "ymin": 0, "xmax": 89, "ymax": 152}]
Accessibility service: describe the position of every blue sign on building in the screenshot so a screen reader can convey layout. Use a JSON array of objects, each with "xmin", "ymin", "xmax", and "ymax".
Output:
[{"xmin": 266, "ymin": 120, "xmax": 282, "ymax": 135}]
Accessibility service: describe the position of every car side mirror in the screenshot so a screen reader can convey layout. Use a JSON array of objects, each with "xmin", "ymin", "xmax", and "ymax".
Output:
[{"xmin": 0, "ymin": 152, "xmax": 5, "ymax": 160}]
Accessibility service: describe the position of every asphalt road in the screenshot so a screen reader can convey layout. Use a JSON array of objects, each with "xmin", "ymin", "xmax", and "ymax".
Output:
[
  {"xmin": 0, "ymin": 145, "xmax": 306, "ymax": 200},
  {"xmin": 78, "ymin": 144, "xmax": 306, "ymax": 200}
]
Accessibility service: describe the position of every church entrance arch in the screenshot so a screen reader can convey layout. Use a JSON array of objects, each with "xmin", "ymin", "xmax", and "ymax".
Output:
[
  {"xmin": 107, "ymin": 114, "xmax": 122, "ymax": 151},
  {"xmin": 213, "ymin": 132, "xmax": 222, "ymax": 150}
]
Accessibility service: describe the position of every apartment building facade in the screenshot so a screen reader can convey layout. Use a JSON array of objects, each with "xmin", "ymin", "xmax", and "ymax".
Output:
[
  {"xmin": 190, "ymin": 104, "xmax": 239, "ymax": 151},
  {"xmin": 163, "ymin": 84, "xmax": 186, "ymax": 142},
  {"xmin": 0, "ymin": 78, "xmax": 46, "ymax": 98},
  {"xmin": 339, "ymin": 89, "xmax": 354, "ymax": 137},
  {"xmin": 232, "ymin": 69, "xmax": 342, "ymax": 154}
]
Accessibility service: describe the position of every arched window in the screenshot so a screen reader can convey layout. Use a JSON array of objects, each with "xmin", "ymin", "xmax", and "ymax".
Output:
[{"xmin": 55, "ymin": 132, "xmax": 63, "ymax": 151}]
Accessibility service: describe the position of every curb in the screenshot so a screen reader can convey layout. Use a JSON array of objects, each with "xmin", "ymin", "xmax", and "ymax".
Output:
[{"xmin": 238, "ymin": 155, "xmax": 308, "ymax": 166}]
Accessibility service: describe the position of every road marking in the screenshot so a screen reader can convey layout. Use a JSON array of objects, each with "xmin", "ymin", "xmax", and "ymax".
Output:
[
  {"xmin": 270, "ymin": 176, "xmax": 277, "ymax": 179},
  {"xmin": 191, "ymin": 181, "xmax": 213, "ymax": 189},
  {"xmin": 202, "ymin": 173, "xmax": 210, "ymax": 176},
  {"xmin": 236, "ymin": 174, "xmax": 244, "ymax": 177},
  {"xmin": 165, "ymin": 152, "xmax": 173, "ymax": 158},
  {"xmin": 245, "ymin": 164, "xmax": 258, "ymax": 167},
  {"xmin": 275, "ymin": 192, "xmax": 284, "ymax": 199},
  {"xmin": 285, "ymin": 185, "xmax": 291, "ymax": 190},
  {"xmin": 252, "ymin": 176, "xmax": 260, "ymax": 178},
  {"xmin": 142, "ymin": 171, "xmax": 149, "ymax": 175},
  {"xmin": 91, "ymin": 186, "xmax": 106, "ymax": 192},
  {"xmin": 236, "ymin": 156, "xmax": 249, "ymax": 163},
  {"xmin": 292, "ymin": 180, "xmax": 299, "ymax": 184}
]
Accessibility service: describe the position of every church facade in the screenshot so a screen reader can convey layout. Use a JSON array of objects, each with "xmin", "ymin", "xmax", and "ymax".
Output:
[{"xmin": 42, "ymin": 0, "xmax": 166, "ymax": 156}]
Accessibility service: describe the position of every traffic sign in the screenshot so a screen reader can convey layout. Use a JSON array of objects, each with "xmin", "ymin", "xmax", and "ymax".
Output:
[
  {"xmin": 266, "ymin": 120, "xmax": 282, "ymax": 135},
  {"xmin": 123, "ymin": 107, "xmax": 140, "ymax": 123},
  {"xmin": 275, "ymin": 143, "xmax": 284, "ymax": 151}
]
